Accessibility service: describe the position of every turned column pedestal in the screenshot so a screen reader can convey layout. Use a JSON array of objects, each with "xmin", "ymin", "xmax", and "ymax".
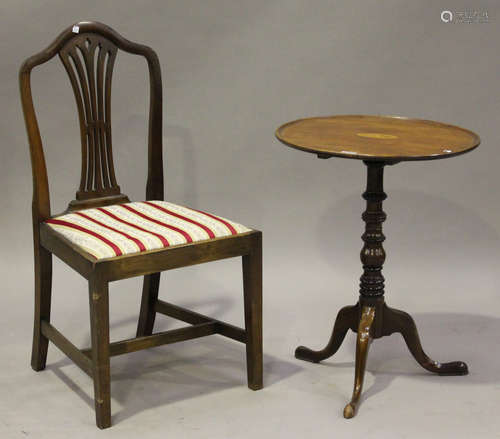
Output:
[
  {"xmin": 276, "ymin": 115, "xmax": 480, "ymax": 418},
  {"xmin": 295, "ymin": 161, "xmax": 467, "ymax": 418}
]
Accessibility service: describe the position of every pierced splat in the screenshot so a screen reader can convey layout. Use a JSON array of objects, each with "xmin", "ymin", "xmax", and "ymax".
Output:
[{"xmin": 59, "ymin": 34, "xmax": 128, "ymax": 210}]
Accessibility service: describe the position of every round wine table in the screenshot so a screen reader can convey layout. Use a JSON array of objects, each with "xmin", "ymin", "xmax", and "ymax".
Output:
[{"xmin": 275, "ymin": 115, "xmax": 480, "ymax": 418}]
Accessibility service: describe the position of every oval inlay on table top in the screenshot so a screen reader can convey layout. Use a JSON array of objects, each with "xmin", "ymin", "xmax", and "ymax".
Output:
[{"xmin": 275, "ymin": 115, "xmax": 480, "ymax": 161}]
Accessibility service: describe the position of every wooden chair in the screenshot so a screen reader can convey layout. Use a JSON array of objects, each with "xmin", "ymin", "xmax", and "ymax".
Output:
[{"xmin": 19, "ymin": 21, "xmax": 262, "ymax": 429}]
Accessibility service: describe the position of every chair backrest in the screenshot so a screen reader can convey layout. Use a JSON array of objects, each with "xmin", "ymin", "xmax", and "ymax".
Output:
[{"xmin": 19, "ymin": 21, "xmax": 164, "ymax": 222}]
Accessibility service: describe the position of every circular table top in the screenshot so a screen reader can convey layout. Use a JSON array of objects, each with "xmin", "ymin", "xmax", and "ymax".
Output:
[{"xmin": 275, "ymin": 115, "xmax": 480, "ymax": 162}]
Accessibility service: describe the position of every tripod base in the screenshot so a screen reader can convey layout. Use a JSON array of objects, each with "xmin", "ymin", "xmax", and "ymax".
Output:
[{"xmin": 295, "ymin": 297, "xmax": 468, "ymax": 418}]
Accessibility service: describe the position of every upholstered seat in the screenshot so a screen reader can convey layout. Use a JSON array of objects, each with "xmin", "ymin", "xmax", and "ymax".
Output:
[
  {"xmin": 45, "ymin": 201, "xmax": 251, "ymax": 260},
  {"xmin": 21, "ymin": 22, "xmax": 262, "ymax": 429}
]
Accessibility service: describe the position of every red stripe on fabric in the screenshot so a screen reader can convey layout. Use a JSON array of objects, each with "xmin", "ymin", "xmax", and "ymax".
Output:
[
  {"xmin": 97, "ymin": 207, "xmax": 170, "ymax": 247},
  {"xmin": 192, "ymin": 208, "xmax": 238, "ymax": 235},
  {"xmin": 144, "ymin": 201, "xmax": 216, "ymax": 239},
  {"xmin": 120, "ymin": 204, "xmax": 193, "ymax": 243},
  {"xmin": 45, "ymin": 218, "xmax": 122, "ymax": 256},
  {"xmin": 75, "ymin": 212, "xmax": 146, "ymax": 252}
]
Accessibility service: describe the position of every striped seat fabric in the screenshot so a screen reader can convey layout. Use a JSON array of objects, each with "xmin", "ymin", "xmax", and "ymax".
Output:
[{"xmin": 45, "ymin": 201, "xmax": 251, "ymax": 260}]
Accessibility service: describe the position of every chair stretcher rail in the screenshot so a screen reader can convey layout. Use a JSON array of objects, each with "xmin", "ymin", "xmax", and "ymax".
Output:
[
  {"xmin": 81, "ymin": 322, "xmax": 218, "ymax": 357},
  {"xmin": 41, "ymin": 301, "xmax": 247, "ymax": 377},
  {"xmin": 41, "ymin": 321, "xmax": 93, "ymax": 376},
  {"xmin": 155, "ymin": 299, "xmax": 247, "ymax": 343}
]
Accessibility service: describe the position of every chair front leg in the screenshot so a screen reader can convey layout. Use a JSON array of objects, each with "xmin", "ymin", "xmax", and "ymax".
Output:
[
  {"xmin": 136, "ymin": 272, "xmax": 161, "ymax": 337},
  {"xmin": 242, "ymin": 232, "xmax": 263, "ymax": 390},
  {"xmin": 89, "ymin": 276, "xmax": 111, "ymax": 429},
  {"xmin": 31, "ymin": 243, "xmax": 53, "ymax": 371}
]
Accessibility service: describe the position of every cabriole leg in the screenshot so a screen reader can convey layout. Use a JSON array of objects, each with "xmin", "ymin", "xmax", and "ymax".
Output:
[
  {"xmin": 295, "ymin": 304, "xmax": 358, "ymax": 363},
  {"xmin": 383, "ymin": 305, "xmax": 468, "ymax": 376},
  {"xmin": 343, "ymin": 306, "xmax": 375, "ymax": 419}
]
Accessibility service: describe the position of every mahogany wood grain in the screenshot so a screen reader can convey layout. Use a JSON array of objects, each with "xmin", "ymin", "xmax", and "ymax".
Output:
[
  {"xmin": 343, "ymin": 306, "xmax": 375, "ymax": 419},
  {"xmin": 295, "ymin": 304, "xmax": 358, "ymax": 363},
  {"xmin": 20, "ymin": 21, "xmax": 163, "ymax": 219},
  {"xmin": 136, "ymin": 272, "xmax": 161, "ymax": 337},
  {"xmin": 276, "ymin": 115, "xmax": 480, "ymax": 162},
  {"xmin": 31, "ymin": 244, "xmax": 52, "ymax": 371},
  {"xmin": 20, "ymin": 21, "xmax": 263, "ymax": 429},
  {"xmin": 82, "ymin": 322, "xmax": 218, "ymax": 357},
  {"xmin": 155, "ymin": 300, "xmax": 247, "ymax": 342},
  {"xmin": 242, "ymin": 231, "xmax": 263, "ymax": 390},
  {"xmin": 280, "ymin": 116, "xmax": 478, "ymax": 419},
  {"xmin": 41, "ymin": 321, "xmax": 93, "ymax": 376},
  {"xmin": 88, "ymin": 274, "xmax": 111, "ymax": 429}
]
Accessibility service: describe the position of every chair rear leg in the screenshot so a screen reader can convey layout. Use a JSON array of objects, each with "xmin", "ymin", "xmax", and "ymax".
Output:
[
  {"xmin": 31, "ymin": 244, "xmax": 52, "ymax": 371},
  {"xmin": 89, "ymin": 276, "xmax": 111, "ymax": 429},
  {"xmin": 242, "ymin": 232, "xmax": 263, "ymax": 390},
  {"xmin": 136, "ymin": 272, "xmax": 161, "ymax": 337}
]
